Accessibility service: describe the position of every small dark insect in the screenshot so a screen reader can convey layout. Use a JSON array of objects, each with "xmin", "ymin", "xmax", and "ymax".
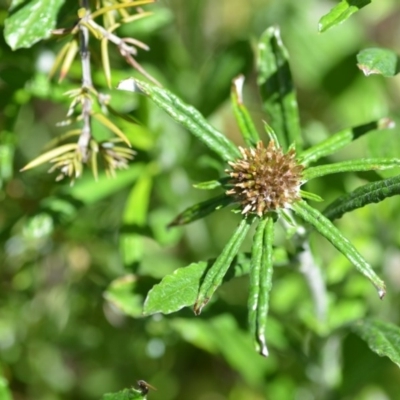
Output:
[{"xmin": 137, "ymin": 380, "xmax": 157, "ymax": 395}]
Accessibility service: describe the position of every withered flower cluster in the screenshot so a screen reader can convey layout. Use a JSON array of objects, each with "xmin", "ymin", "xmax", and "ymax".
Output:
[{"xmin": 226, "ymin": 141, "xmax": 304, "ymax": 216}]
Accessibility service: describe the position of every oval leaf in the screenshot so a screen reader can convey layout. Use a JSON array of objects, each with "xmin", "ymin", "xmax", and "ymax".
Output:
[
  {"xmin": 352, "ymin": 319, "xmax": 400, "ymax": 368},
  {"xmin": 4, "ymin": 0, "xmax": 65, "ymax": 50},
  {"xmin": 318, "ymin": 0, "xmax": 371, "ymax": 33},
  {"xmin": 357, "ymin": 48, "xmax": 400, "ymax": 77},
  {"xmin": 143, "ymin": 253, "xmax": 251, "ymax": 316}
]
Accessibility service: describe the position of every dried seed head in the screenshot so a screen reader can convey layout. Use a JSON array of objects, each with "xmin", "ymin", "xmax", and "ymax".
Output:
[{"xmin": 226, "ymin": 141, "xmax": 304, "ymax": 216}]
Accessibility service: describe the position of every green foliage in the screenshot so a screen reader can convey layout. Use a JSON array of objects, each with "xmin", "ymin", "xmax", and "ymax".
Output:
[
  {"xmin": 4, "ymin": 0, "xmax": 65, "ymax": 49},
  {"xmin": 357, "ymin": 48, "xmax": 400, "ymax": 77},
  {"xmin": 2, "ymin": 0, "xmax": 400, "ymax": 399},
  {"xmin": 318, "ymin": 0, "xmax": 371, "ymax": 32}
]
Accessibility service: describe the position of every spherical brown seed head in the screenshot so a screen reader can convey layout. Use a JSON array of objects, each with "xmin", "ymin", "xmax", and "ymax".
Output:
[{"xmin": 225, "ymin": 141, "xmax": 304, "ymax": 216}]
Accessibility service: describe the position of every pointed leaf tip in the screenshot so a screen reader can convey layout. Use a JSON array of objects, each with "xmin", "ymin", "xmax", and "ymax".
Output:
[{"xmin": 117, "ymin": 78, "xmax": 143, "ymax": 93}]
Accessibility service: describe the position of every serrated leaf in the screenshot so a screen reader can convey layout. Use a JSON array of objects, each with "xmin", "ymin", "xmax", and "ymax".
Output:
[
  {"xmin": 4, "ymin": 0, "xmax": 65, "ymax": 50},
  {"xmin": 293, "ymin": 200, "xmax": 386, "ymax": 299},
  {"xmin": 257, "ymin": 26, "xmax": 302, "ymax": 151},
  {"xmin": 357, "ymin": 48, "xmax": 400, "ymax": 77},
  {"xmin": 117, "ymin": 78, "xmax": 240, "ymax": 161},
  {"xmin": 323, "ymin": 174, "xmax": 400, "ymax": 220},
  {"xmin": 231, "ymin": 75, "xmax": 260, "ymax": 147},
  {"xmin": 168, "ymin": 194, "xmax": 233, "ymax": 227},
  {"xmin": 318, "ymin": 0, "xmax": 371, "ymax": 33},
  {"xmin": 194, "ymin": 218, "xmax": 253, "ymax": 314},
  {"xmin": 352, "ymin": 319, "xmax": 400, "ymax": 367},
  {"xmin": 303, "ymin": 158, "xmax": 400, "ymax": 181},
  {"xmin": 143, "ymin": 253, "xmax": 251, "ymax": 316},
  {"xmin": 299, "ymin": 118, "xmax": 395, "ymax": 166},
  {"xmin": 101, "ymin": 388, "xmax": 146, "ymax": 400}
]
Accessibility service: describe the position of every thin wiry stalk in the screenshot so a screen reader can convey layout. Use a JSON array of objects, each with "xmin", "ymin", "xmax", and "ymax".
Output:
[{"xmin": 78, "ymin": 0, "xmax": 93, "ymax": 162}]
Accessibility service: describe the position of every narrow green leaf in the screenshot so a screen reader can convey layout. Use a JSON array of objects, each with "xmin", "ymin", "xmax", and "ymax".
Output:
[
  {"xmin": 352, "ymin": 319, "xmax": 400, "ymax": 368},
  {"xmin": 248, "ymin": 217, "xmax": 274, "ymax": 356},
  {"xmin": 101, "ymin": 388, "xmax": 146, "ymax": 400},
  {"xmin": 357, "ymin": 48, "xmax": 400, "ymax": 77},
  {"xmin": 300, "ymin": 190, "xmax": 324, "ymax": 202},
  {"xmin": 303, "ymin": 158, "xmax": 400, "ymax": 181},
  {"xmin": 318, "ymin": 0, "xmax": 371, "ymax": 33},
  {"xmin": 257, "ymin": 26, "xmax": 302, "ymax": 151},
  {"xmin": 143, "ymin": 253, "xmax": 251, "ymax": 315},
  {"xmin": 168, "ymin": 194, "xmax": 233, "ymax": 227},
  {"xmin": 292, "ymin": 201, "xmax": 386, "ymax": 298},
  {"xmin": 248, "ymin": 219, "xmax": 266, "ymax": 346},
  {"xmin": 4, "ymin": 0, "xmax": 65, "ymax": 50},
  {"xmin": 231, "ymin": 75, "xmax": 260, "ymax": 147},
  {"xmin": 299, "ymin": 118, "xmax": 395, "ymax": 166},
  {"xmin": 193, "ymin": 179, "xmax": 224, "ymax": 190},
  {"xmin": 120, "ymin": 174, "xmax": 153, "ymax": 268},
  {"xmin": 324, "ymin": 174, "xmax": 400, "ymax": 220},
  {"xmin": 0, "ymin": 375, "xmax": 12, "ymax": 400},
  {"xmin": 194, "ymin": 218, "xmax": 253, "ymax": 314},
  {"xmin": 117, "ymin": 78, "xmax": 240, "ymax": 161},
  {"xmin": 65, "ymin": 163, "xmax": 145, "ymax": 204}
]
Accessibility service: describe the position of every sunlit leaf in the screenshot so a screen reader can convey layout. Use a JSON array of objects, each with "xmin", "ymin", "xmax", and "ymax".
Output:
[
  {"xmin": 257, "ymin": 26, "xmax": 302, "ymax": 151},
  {"xmin": 299, "ymin": 118, "xmax": 395, "ymax": 166},
  {"xmin": 143, "ymin": 253, "xmax": 251, "ymax": 316},
  {"xmin": 120, "ymin": 173, "xmax": 153, "ymax": 268},
  {"xmin": 231, "ymin": 75, "xmax": 260, "ymax": 147},
  {"xmin": 324, "ymin": 174, "xmax": 400, "ymax": 220},
  {"xmin": 357, "ymin": 48, "xmax": 400, "ymax": 77},
  {"xmin": 303, "ymin": 158, "xmax": 400, "ymax": 181},
  {"xmin": 293, "ymin": 201, "xmax": 386, "ymax": 299},
  {"xmin": 352, "ymin": 319, "xmax": 400, "ymax": 367},
  {"xmin": 4, "ymin": 0, "xmax": 65, "ymax": 50},
  {"xmin": 194, "ymin": 218, "xmax": 253, "ymax": 314},
  {"xmin": 248, "ymin": 217, "xmax": 274, "ymax": 356},
  {"xmin": 318, "ymin": 0, "xmax": 371, "ymax": 33},
  {"xmin": 117, "ymin": 78, "xmax": 240, "ymax": 161}
]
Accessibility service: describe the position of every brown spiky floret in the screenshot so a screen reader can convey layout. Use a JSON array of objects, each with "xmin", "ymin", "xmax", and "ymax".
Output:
[{"xmin": 226, "ymin": 141, "xmax": 304, "ymax": 216}]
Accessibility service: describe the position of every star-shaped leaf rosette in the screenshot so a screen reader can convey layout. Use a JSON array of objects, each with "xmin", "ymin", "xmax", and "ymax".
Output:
[{"xmin": 118, "ymin": 26, "xmax": 399, "ymax": 356}]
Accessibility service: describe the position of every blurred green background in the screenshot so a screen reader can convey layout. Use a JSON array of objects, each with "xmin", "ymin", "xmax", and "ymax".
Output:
[{"xmin": 1, "ymin": 0, "xmax": 400, "ymax": 399}]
